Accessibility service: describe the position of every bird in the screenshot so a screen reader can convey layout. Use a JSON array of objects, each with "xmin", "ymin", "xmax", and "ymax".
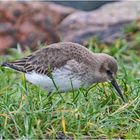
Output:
[{"xmin": 1, "ymin": 42, "xmax": 125, "ymax": 102}]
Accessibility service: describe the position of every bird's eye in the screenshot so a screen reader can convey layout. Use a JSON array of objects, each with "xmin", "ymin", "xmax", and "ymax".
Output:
[{"xmin": 106, "ymin": 70, "xmax": 112, "ymax": 75}]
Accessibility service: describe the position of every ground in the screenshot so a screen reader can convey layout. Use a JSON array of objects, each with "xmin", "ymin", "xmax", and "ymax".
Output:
[{"xmin": 0, "ymin": 22, "xmax": 140, "ymax": 139}]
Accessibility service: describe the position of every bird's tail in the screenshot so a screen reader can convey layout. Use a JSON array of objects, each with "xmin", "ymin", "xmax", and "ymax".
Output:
[{"xmin": 1, "ymin": 61, "xmax": 26, "ymax": 73}]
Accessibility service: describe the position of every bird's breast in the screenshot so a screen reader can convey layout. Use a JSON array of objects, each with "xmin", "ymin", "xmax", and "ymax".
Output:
[
  {"xmin": 25, "ymin": 67, "xmax": 83, "ymax": 93},
  {"xmin": 25, "ymin": 59, "xmax": 95, "ymax": 93}
]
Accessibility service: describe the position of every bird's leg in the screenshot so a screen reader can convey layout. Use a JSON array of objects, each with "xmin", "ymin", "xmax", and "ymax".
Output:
[
  {"xmin": 47, "ymin": 92, "xmax": 53, "ymax": 106},
  {"xmin": 85, "ymin": 84, "xmax": 98, "ymax": 95},
  {"xmin": 47, "ymin": 92, "xmax": 52, "ymax": 97}
]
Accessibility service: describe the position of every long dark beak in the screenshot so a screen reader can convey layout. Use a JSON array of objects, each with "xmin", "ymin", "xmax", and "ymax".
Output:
[{"xmin": 111, "ymin": 79, "xmax": 125, "ymax": 102}]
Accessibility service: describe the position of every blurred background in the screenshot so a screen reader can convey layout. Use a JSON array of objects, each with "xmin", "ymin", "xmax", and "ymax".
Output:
[
  {"xmin": 0, "ymin": 1, "xmax": 140, "ymax": 54},
  {"xmin": 1, "ymin": 1, "xmax": 140, "ymax": 139},
  {"xmin": 53, "ymin": 1, "xmax": 115, "ymax": 11}
]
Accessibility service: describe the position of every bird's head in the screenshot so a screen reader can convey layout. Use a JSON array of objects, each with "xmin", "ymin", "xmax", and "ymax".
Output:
[{"xmin": 97, "ymin": 53, "xmax": 125, "ymax": 102}]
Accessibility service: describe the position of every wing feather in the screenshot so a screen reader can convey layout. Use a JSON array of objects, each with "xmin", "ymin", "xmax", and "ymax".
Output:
[
  {"xmin": 2, "ymin": 47, "xmax": 71, "ymax": 75},
  {"xmin": 1, "ymin": 42, "xmax": 93, "ymax": 75}
]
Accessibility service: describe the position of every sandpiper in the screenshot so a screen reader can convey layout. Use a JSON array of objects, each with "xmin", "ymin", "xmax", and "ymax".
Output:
[{"xmin": 1, "ymin": 42, "xmax": 125, "ymax": 101}]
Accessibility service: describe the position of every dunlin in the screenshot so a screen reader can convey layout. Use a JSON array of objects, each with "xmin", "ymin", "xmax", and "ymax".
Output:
[{"xmin": 1, "ymin": 42, "xmax": 125, "ymax": 101}]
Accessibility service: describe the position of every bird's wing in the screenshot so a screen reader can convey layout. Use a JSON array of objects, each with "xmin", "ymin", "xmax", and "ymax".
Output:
[{"xmin": 2, "ymin": 47, "xmax": 73, "ymax": 75}]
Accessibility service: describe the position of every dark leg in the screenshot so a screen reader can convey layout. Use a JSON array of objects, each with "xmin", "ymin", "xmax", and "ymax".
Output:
[{"xmin": 47, "ymin": 92, "xmax": 52, "ymax": 97}]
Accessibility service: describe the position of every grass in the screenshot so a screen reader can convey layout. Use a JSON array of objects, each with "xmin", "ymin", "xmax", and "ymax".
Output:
[{"xmin": 0, "ymin": 23, "xmax": 140, "ymax": 139}]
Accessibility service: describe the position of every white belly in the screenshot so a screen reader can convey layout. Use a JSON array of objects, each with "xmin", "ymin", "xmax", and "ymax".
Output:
[{"xmin": 25, "ymin": 68, "xmax": 82, "ymax": 93}]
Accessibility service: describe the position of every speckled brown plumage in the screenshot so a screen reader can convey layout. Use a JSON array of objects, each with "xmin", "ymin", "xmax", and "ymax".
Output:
[{"xmin": 2, "ymin": 42, "xmax": 98, "ymax": 75}]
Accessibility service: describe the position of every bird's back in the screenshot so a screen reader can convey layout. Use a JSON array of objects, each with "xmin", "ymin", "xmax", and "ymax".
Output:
[{"xmin": 2, "ymin": 42, "xmax": 96, "ymax": 75}]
